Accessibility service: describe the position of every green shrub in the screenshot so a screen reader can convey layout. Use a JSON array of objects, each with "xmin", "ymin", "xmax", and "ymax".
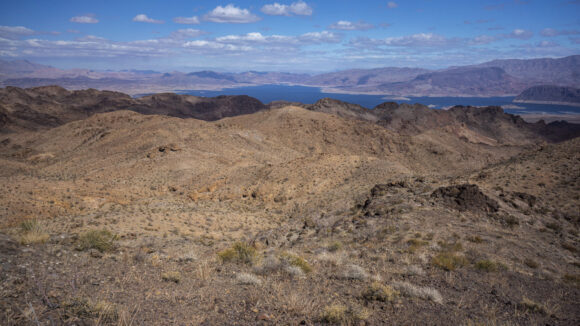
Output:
[
  {"xmin": 475, "ymin": 260, "xmax": 498, "ymax": 272},
  {"xmin": 432, "ymin": 252, "xmax": 468, "ymax": 271},
  {"xmin": 217, "ymin": 242, "xmax": 257, "ymax": 265},
  {"xmin": 280, "ymin": 252, "xmax": 312, "ymax": 273},
  {"xmin": 77, "ymin": 229, "xmax": 117, "ymax": 252},
  {"xmin": 320, "ymin": 304, "xmax": 369, "ymax": 324},
  {"xmin": 19, "ymin": 219, "xmax": 49, "ymax": 245},
  {"xmin": 362, "ymin": 282, "xmax": 399, "ymax": 302}
]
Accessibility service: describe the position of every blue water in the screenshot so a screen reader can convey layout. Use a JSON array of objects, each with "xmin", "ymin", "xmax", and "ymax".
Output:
[{"xmin": 179, "ymin": 84, "xmax": 580, "ymax": 116}]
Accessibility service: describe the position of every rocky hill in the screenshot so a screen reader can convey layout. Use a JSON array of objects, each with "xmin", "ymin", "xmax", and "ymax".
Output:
[
  {"xmin": 514, "ymin": 85, "xmax": 580, "ymax": 107},
  {"xmin": 0, "ymin": 89, "xmax": 578, "ymax": 325},
  {"xmin": 0, "ymin": 86, "xmax": 266, "ymax": 132}
]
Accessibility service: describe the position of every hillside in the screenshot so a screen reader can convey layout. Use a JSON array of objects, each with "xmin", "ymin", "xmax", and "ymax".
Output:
[
  {"xmin": 514, "ymin": 85, "xmax": 580, "ymax": 107},
  {"xmin": 0, "ymin": 86, "xmax": 266, "ymax": 132},
  {"xmin": 0, "ymin": 91, "xmax": 579, "ymax": 325}
]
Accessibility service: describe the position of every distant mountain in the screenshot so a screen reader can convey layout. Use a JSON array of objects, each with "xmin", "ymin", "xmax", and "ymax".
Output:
[
  {"xmin": 474, "ymin": 55, "xmax": 580, "ymax": 86},
  {"xmin": 305, "ymin": 67, "xmax": 430, "ymax": 87},
  {"xmin": 365, "ymin": 66, "xmax": 527, "ymax": 97},
  {"xmin": 514, "ymin": 85, "xmax": 580, "ymax": 107},
  {"xmin": 1, "ymin": 55, "xmax": 580, "ymax": 96}
]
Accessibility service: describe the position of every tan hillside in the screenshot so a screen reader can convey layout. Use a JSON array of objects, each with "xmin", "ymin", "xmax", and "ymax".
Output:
[{"xmin": 0, "ymin": 100, "xmax": 579, "ymax": 325}]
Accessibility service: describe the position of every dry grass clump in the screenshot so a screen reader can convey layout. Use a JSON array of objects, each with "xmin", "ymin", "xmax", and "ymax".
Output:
[
  {"xmin": 236, "ymin": 272, "xmax": 262, "ymax": 285},
  {"xmin": 407, "ymin": 238, "xmax": 429, "ymax": 253},
  {"xmin": 77, "ymin": 229, "xmax": 117, "ymax": 252},
  {"xmin": 563, "ymin": 273, "xmax": 580, "ymax": 286},
  {"xmin": 475, "ymin": 260, "xmax": 499, "ymax": 272},
  {"xmin": 280, "ymin": 252, "xmax": 312, "ymax": 273},
  {"xmin": 62, "ymin": 298, "xmax": 118, "ymax": 323},
  {"xmin": 466, "ymin": 235, "xmax": 483, "ymax": 243},
  {"xmin": 432, "ymin": 240, "xmax": 467, "ymax": 271},
  {"xmin": 519, "ymin": 297, "xmax": 547, "ymax": 315},
  {"xmin": 320, "ymin": 304, "xmax": 369, "ymax": 325},
  {"xmin": 392, "ymin": 281, "xmax": 443, "ymax": 304},
  {"xmin": 362, "ymin": 282, "xmax": 399, "ymax": 302},
  {"xmin": 405, "ymin": 265, "xmax": 426, "ymax": 276},
  {"xmin": 161, "ymin": 271, "xmax": 181, "ymax": 283},
  {"xmin": 217, "ymin": 242, "xmax": 258, "ymax": 265},
  {"xmin": 19, "ymin": 219, "xmax": 49, "ymax": 245},
  {"xmin": 524, "ymin": 258, "xmax": 539, "ymax": 269},
  {"xmin": 432, "ymin": 252, "xmax": 468, "ymax": 271},
  {"xmin": 341, "ymin": 264, "xmax": 369, "ymax": 281}
]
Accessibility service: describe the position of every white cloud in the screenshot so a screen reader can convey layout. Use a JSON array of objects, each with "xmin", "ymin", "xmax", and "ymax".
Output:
[
  {"xmin": 203, "ymin": 4, "xmax": 260, "ymax": 23},
  {"xmin": 70, "ymin": 15, "xmax": 99, "ymax": 24},
  {"xmin": 173, "ymin": 16, "xmax": 200, "ymax": 25},
  {"xmin": 132, "ymin": 14, "xmax": 164, "ymax": 24},
  {"xmin": 540, "ymin": 28, "xmax": 579, "ymax": 37},
  {"xmin": 537, "ymin": 40, "xmax": 559, "ymax": 48},
  {"xmin": 169, "ymin": 29, "xmax": 205, "ymax": 39},
  {"xmin": 506, "ymin": 28, "xmax": 533, "ymax": 39},
  {"xmin": 261, "ymin": 1, "xmax": 313, "ymax": 16},
  {"xmin": 384, "ymin": 33, "xmax": 452, "ymax": 47},
  {"xmin": 214, "ymin": 31, "xmax": 340, "ymax": 46},
  {"xmin": 387, "ymin": 2, "xmax": 398, "ymax": 8},
  {"xmin": 329, "ymin": 20, "xmax": 374, "ymax": 31},
  {"xmin": 0, "ymin": 26, "xmax": 35, "ymax": 39},
  {"xmin": 470, "ymin": 35, "xmax": 497, "ymax": 45}
]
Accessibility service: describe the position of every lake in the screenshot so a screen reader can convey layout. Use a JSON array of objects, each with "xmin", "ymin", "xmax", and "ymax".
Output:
[{"xmin": 179, "ymin": 84, "xmax": 580, "ymax": 117}]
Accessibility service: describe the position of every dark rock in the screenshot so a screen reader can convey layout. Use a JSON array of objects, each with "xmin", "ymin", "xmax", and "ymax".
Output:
[{"xmin": 431, "ymin": 184, "xmax": 499, "ymax": 213}]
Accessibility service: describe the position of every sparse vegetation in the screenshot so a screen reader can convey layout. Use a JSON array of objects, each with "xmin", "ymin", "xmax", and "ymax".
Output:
[
  {"xmin": 19, "ymin": 219, "xmax": 49, "ymax": 245},
  {"xmin": 320, "ymin": 304, "xmax": 369, "ymax": 325},
  {"xmin": 392, "ymin": 281, "xmax": 443, "ymax": 304},
  {"xmin": 217, "ymin": 242, "xmax": 258, "ymax": 265},
  {"xmin": 77, "ymin": 229, "xmax": 117, "ymax": 252},
  {"xmin": 280, "ymin": 252, "xmax": 312, "ymax": 273},
  {"xmin": 362, "ymin": 282, "xmax": 399, "ymax": 302},
  {"xmin": 519, "ymin": 297, "xmax": 547, "ymax": 315},
  {"xmin": 475, "ymin": 260, "xmax": 498, "ymax": 272},
  {"xmin": 161, "ymin": 271, "xmax": 181, "ymax": 283}
]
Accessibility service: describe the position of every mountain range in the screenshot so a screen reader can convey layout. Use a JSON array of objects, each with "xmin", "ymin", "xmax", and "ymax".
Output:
[{"xmin": 1, "ymin": 55, "xmax": 579, "ymax": 97}]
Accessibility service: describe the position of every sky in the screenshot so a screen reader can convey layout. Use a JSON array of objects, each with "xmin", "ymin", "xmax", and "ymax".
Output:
[{"xmin": 0, "ymin": 0, "xmax": 579, "ymax": 72}]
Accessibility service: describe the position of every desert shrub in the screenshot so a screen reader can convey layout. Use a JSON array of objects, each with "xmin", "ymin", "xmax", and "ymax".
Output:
[
  {"xmin": 327, "ymin": 241, "xmax": 343, "ymax": 252},
  {"xmin": 519, "ymin": 297, "xmax": 546, "ymax": 315},
  {"xmin": 407, "ymin": 239, "xmax": 429, "ymax": 253},
  {"xmin": 392, "ymin": 281, "xmax": 443, "ymax": 304},
  {"xmin": 362, "ymin": 282, "xmax": 399, "ymax": 302},
  {"xmin": 217, "ymin": 242, "xmax": 258, "ymax": 265},
  {"xmin": 280, "ymin": 252, "xmax": 312, "ymax": 273},
  {"xmin": 236, "ymin": 272, "xmax": 262, "ymax": 285},
  {"xmin": 524, "ymin": 258, "xmax": 539, "ymax": 269},
  {"xmin": 161, "ymin": 271, "xmax": 181, "ymax": 283},
  {"xmin": 432, "ymin": 252, "xmax": 468, "ymax": 271},
  {"xmin": 77, "ymin": 229, "xmax": 117, "ymax": 252},
  {"xmin": 475, "ymin": 260, "xmax": 498, "ymax": 272},
  {"xmin": 341, "ymin": 264, "xmax": 369, "ymax": 281},
  {"xmin": 320, "ymin": 304, "xmax": 369, "ymax": 325},
  {"xmin": 62, "ymin": 298, "xmax": 118, "ymax": 323},
  {"xmin": 563, "ymin": 273, "xmax": 580, "ymax": 286},
  {"xmin": 19, "ymin": 219, "xmax": 49, "ymax": 245},
  {"xmin": 466, "ymin": 235, "xmax": 483, "ymax": 243}
]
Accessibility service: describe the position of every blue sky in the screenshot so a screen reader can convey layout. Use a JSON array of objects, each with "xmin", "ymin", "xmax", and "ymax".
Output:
[{"xmin": 0, "ymin": 0, "xmax": 579, "ymax": 72}]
